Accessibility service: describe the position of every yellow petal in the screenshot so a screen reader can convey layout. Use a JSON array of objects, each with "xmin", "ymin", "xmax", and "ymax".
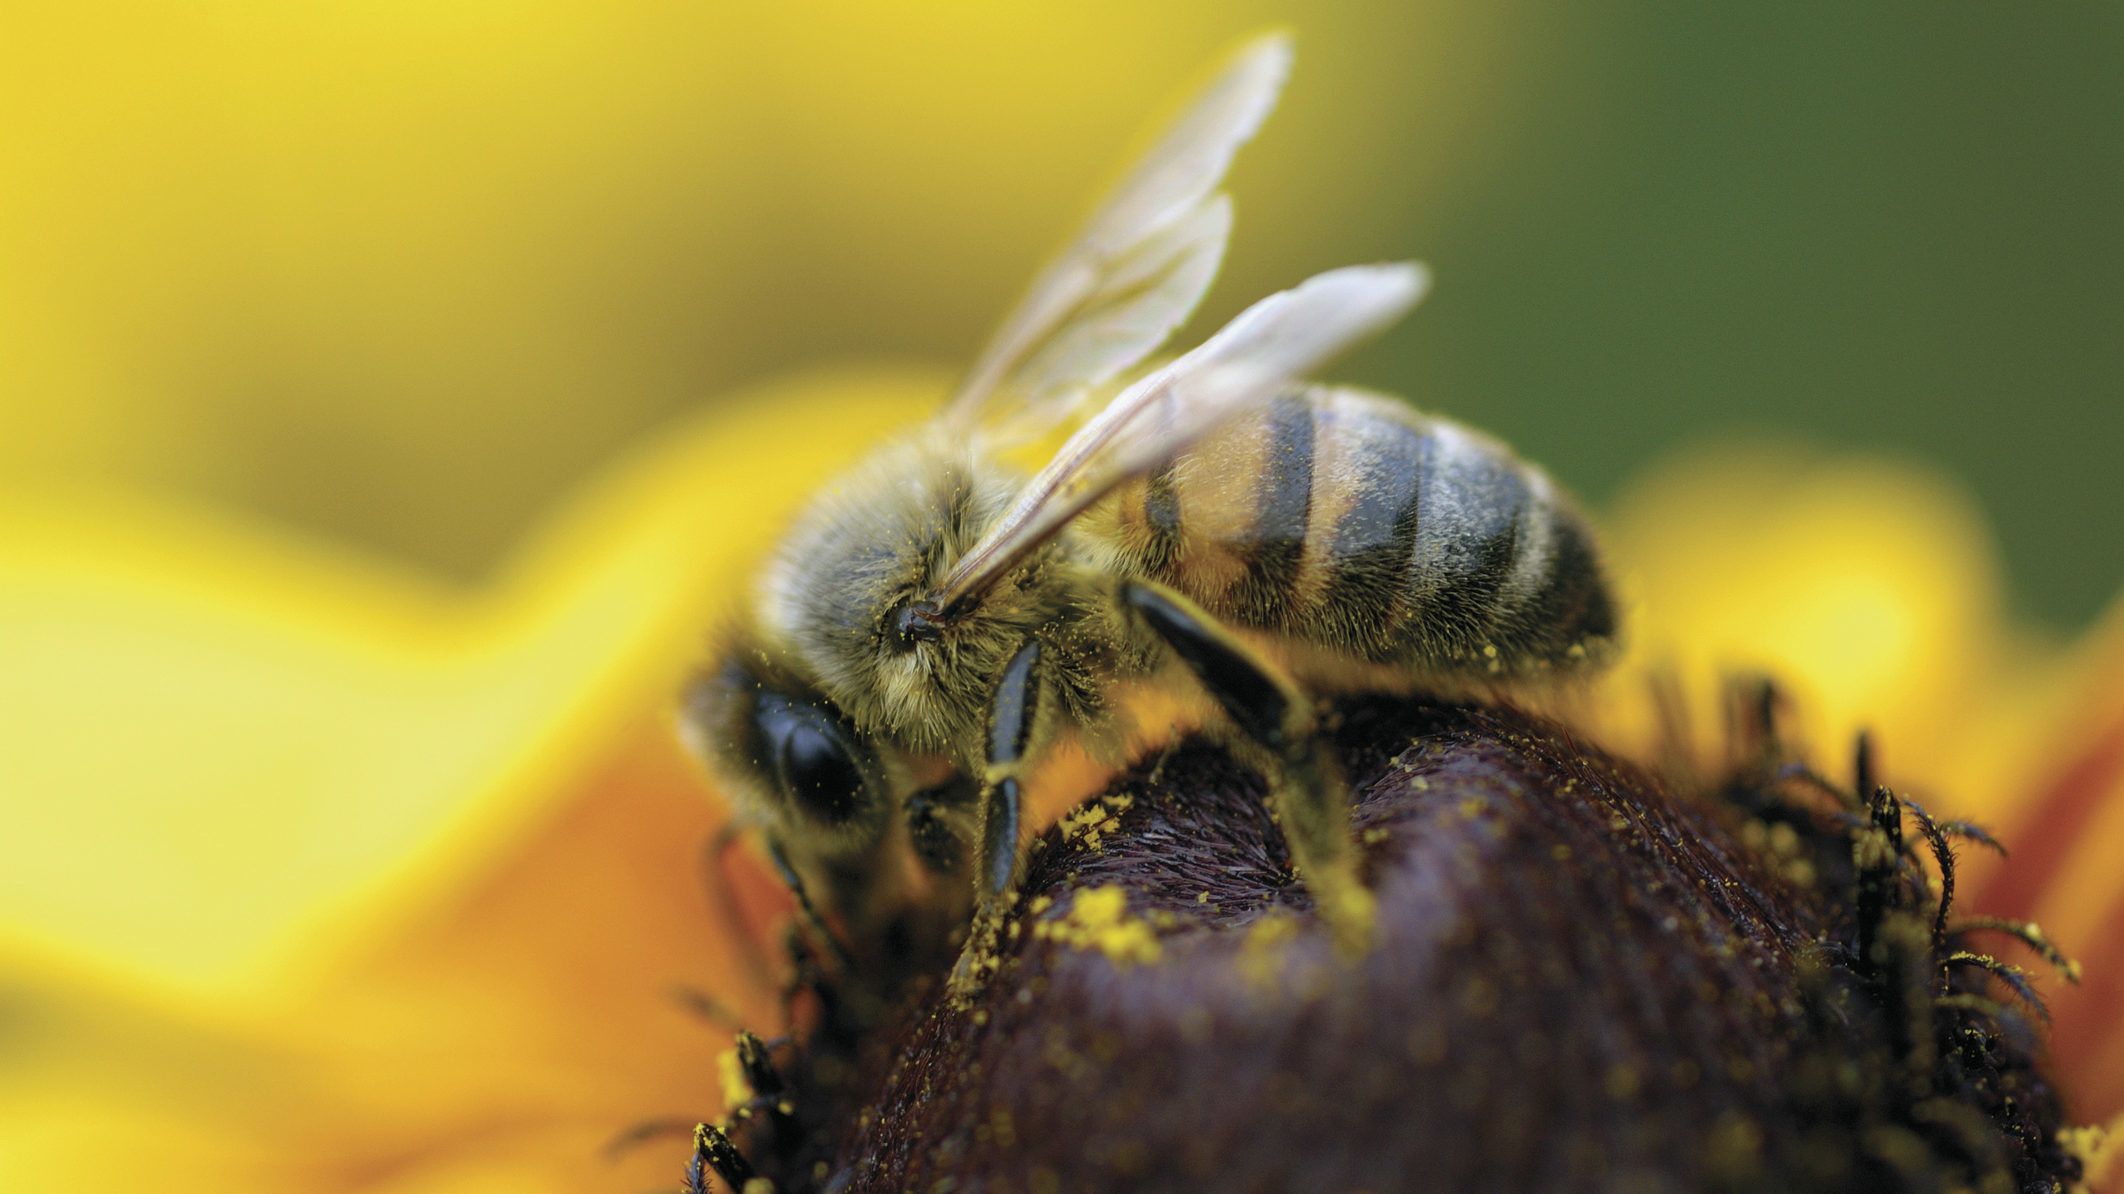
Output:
[
  {"xmin": 1597, "ymin": 444, "xmax": 2046, "ymax": 817},
  {"xmin": 0, "ymin": 369, "xmax": 938, "ymax": 1006},
  {"xmin": 2, "ymin": 370, "xmax": 946, "ymax": 1191}
]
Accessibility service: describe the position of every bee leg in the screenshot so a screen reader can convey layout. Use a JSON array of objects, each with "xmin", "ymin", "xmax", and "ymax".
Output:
[
  {"xmin": 776, "ymin": 922, "xmax": 837, "ymax": 1029},
  {"xmin": 683, "ymin": 1121, "xmax": 756, "ymax": 1194},
  {"xmin": 699, "ymin": 825, "xmax": 783, "ymax": 1002},
  {"xmin": 1121, "ymin": 580, "xmax": 1377, "ymax": 954},
  {"xmin": 949, "ymin": 640, "xmax": 1043, "ymax": 997},
  {"xmin": 978, "ymin": 639, "xmax": 1043, "ymax": 906},
  {"xmin": 904, "ymin": 773, "xmax": 979, "ymax": 878},
  {"xmin": 765, "ymin": 836, "xmax": 853, "ymax": 970}
]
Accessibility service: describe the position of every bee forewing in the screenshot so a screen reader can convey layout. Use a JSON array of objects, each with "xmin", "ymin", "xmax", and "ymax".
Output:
[
  {"xmin": 934, "ymin": 262, "xmax": 1430, "ymax": 607},
  {"xmin": 973, "ymin": 196, "xmax": 1232, "ymax": 448},
  {"xmin": 944, "ymin": 33, "xmax": 1293, "ymax": 442}
]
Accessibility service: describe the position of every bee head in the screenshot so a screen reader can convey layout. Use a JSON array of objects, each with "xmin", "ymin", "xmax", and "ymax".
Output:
[{"xmin": 762, "ymin": 437, "xmax": 1055, "ymax": 760}]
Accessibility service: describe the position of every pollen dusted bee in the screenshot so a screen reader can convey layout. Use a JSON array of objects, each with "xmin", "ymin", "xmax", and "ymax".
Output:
[{"xmin": 682, "ymin": 34, "xmax": 1617, "ymax": 970}]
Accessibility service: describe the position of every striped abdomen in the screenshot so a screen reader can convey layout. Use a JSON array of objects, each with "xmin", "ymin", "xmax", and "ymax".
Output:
[{"xmin": 1103, "ymin": 386, "xmax": 1616, "ymax": 674}]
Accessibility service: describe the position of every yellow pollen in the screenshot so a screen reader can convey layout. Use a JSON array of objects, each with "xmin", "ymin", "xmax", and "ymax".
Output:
[
  {"xmin": 1056, "ymin": 792, "xmax": 1135, "ymax": 852},
  {"xmin": 716, "ymin": 1045, "xmax": 752, "ymax": 1108},
  {"xmin": 1033, "ymin": 884, "xmax": 1162, "ymax": 967}
]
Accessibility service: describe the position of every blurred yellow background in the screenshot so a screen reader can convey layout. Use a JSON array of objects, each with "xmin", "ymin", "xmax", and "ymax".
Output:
[
  {"xmin": 4, "ymin": 3, "xmax": 2123, "ymax": 1190},
  {"xmin": 11, "ymin": 3, "xmax": 2117, "ymax": 624}
]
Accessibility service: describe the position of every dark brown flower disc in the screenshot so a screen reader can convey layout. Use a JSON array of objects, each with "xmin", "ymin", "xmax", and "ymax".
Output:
[{"xmin": 741, "ymin": 696, "xmax": 2079, "ymax": 1193}]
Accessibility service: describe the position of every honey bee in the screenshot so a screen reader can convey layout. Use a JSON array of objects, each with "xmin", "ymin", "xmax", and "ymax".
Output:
[{"xmin": 682, "ymin": 34, "xmax": 1617, "ymax": 967}]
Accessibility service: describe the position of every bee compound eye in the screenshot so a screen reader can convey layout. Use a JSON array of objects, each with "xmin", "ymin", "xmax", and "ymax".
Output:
[{"xmin": 772, "ymin": 716, "xmax": 871, "ymax": 827}]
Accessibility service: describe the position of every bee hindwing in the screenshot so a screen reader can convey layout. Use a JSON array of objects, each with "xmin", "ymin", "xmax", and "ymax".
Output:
[{"xmin": 933, "ymin": 262, "xmax": 1429, "ymax": 607}]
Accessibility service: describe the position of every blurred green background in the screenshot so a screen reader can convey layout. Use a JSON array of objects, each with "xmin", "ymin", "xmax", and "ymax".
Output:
[{"xmin": 5, "ymin": 1, "xmax": 2118, "ymax": 628}]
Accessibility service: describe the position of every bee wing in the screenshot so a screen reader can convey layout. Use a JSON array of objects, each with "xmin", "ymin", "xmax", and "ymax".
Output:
[
  {"xmin": 941, "ymin": 33, "xmax": 1293, "ymax": 444},
  {"xmin": 932, "ymin": 262, "xmax": 1429, "ymax": 608}
]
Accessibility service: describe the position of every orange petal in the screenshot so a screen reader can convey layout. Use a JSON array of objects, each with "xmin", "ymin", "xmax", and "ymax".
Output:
[
  {"xmin": 283, "ymin": 717, "xmax": 780, "ymax": 1191},
  {"xmin": 1969, "ymin": 595, "xmax": 2124, "ymax": 1123}
]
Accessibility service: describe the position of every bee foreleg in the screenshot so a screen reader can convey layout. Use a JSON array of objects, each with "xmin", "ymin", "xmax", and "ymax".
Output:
[
  {"xmin": 699, "ymin": 825, "xmax": 783, "ymax": 1003},
  {"xmin": 976, "ymin": 640, "xmax": 1044, "ymax": 907},
  {"xmin": 949, "ymin": 640, "xmax": 1045, "ymax": 999},
  {"xmin": 1120, "ymin": 580, "xmax": 1377, "ymax": 954},
  {"xmin": 765, "ymin": 837, "xmax": 853, "ymax": 970},
  {"xmin": 776, "ymin": 922, "xmax": 830, "ymax": 1023}
]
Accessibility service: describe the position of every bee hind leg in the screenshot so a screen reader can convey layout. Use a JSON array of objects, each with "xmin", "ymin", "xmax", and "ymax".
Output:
[{"xmin": 1121, "ymin": 580, "xmax": 1377, "ymax": 955}]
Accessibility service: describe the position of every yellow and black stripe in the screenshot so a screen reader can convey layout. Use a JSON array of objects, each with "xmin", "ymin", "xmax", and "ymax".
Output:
[{"xmin": 1107, "ymin": 386, "xmax": 1614, "ymax": 674}]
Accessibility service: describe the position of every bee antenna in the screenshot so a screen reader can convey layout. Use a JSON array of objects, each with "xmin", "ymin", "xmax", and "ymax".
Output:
[{"xmin": 892, "ymin": 600, "xmax": 949, "ymax": 648}]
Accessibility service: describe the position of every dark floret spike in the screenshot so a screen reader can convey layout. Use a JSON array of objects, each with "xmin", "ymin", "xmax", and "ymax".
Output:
[
  {"xmin": 1951, "ymin": 917, "xmax": 2081, "ymax": 983},
  {"xmin": 1898, "ymin": 795, "xmax": 1959, "ymax": 941},
  {"xmin": 684, "ymin": 1122, "xmax": 757, "ymax": 1194},
  {"xmin": 1854, "ymin": 772, "xmax": 1905, "ymax": 972},
  {"xmin": 1752, "ymin": 677, "xmax": 1784, "ymax": 754},
  {"xmin": 1854, "ymin": 730, "xmax": 1879, "ymax": 815},
  {"xmin": 1721, "ymin": 674, "xmax": 1786, "ymax": 768},
  {"xmin": 735, "ymin": 1030, "xmax": 785, "ymax": 1099},
  {"xmin": 1946, "ymin": 951, "xmax": 2052, "ymax": 1023},
  {"xmin": 1939, "ymin": 819, "xmax": 2007, "ymax": 857}
]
